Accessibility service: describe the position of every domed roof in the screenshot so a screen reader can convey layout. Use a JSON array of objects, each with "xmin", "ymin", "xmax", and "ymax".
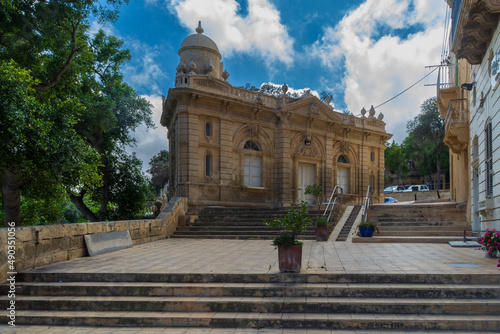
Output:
[{"xmin": 179, "ymin": 22, "xmax": 220, "ymax": 56}]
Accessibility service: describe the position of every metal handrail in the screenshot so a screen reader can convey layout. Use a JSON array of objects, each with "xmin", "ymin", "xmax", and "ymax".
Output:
[
  {"xmin": 323, "ymin": 185, "xmax": 343, "ymax": 222},
  {"xmin": 361, "ymin": 185, "xmax": 373, "ymax": 223}
]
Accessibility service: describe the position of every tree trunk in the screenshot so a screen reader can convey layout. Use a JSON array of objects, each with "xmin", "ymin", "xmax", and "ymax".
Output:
[
  {"xmin": 436, "ymin": 149, "xmax": 442, "ymax": 190},
  {"xmin": 99, "ymin": 158, "xmax": 110, "ymax": 221},
  {"xmin": 69, "ymin": 194, "xmax": 99, "ymax": 222},
  {"xmin": 1, "ymin": 171, "xmax": 22, "ymax": 227}
]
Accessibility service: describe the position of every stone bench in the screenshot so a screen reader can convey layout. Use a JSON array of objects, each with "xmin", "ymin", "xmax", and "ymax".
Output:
[{"xmin": 84, "ymin": 230, "xmax": 133, "ymax": 256}]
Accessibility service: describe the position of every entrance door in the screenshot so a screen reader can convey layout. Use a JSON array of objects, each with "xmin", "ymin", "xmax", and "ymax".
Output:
[
  {"xmin": 298, "ymin": 163, "xmax": 315, "ymax": 203},
  {"xmin": 337, "ymin": 167, "xmax": 349, "ymax": 193}
]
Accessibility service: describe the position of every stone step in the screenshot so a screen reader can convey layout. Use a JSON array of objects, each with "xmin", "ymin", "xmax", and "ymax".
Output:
[
  {"xmin": 378, "ymin": 225, "xmax": 470, "ymax": 231},
  {"xmin": 8, "ymin": 282, "xmax": 500, "ymax": 299},
  {"xmin": 3, "ymin": 295, "xmax": 500, "ymax": 315},
  {"xmin": 1, "ymin": 310, "xmax": 499, "ymax": 331},
  {"xmin": 373, "ymin": 221, "xmax": 467, "ymax": 226},
  {"xmin": 378, "ymin": 231, "xmax": 474, "ymax": 237},
  {"xmin": 172, "ymin": 235, "xmax": 318, "ymax": 240},
  {"xmin": 352, "ymin": 236, "xmax": 466, "ymax": 243},
  {"xmin": 15, "ymin": 272, "xmax": 500, "ymax": 284}
]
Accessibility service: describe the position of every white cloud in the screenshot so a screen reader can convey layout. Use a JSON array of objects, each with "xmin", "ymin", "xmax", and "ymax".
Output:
[
  {"xmin": 307, "ymin": 0, "xmax": 447, "ymax": 143},
  {"xmin": 166, "ymin": 0, "xmax": 294, "ymax": 64},
  {"xmin": 123, "ymin": 41, "xmax": 167, "ymax": 96},
  {"xmin": 127, "ymin": 95, "xmax": 169, "ymax": 174}
]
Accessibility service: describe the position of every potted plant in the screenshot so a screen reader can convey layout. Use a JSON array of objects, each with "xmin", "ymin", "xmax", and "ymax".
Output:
[
  {"xmin": 479, "ymin": 228, "xmax": 500, "ymax": 258},
  {"xmin": 265, "ymin": 201, "xmax": 312, "ymax": 272},
  {"xmin": 305, "ymin": 184, "xmax": 323, "ymax": 211},
  {"xmin": 357, "ymin": 221, "xmax": 378, "ymax": 237},
  {"xmin": 315, "ymin": 217, "xmax": 328, "ymax": 241}
]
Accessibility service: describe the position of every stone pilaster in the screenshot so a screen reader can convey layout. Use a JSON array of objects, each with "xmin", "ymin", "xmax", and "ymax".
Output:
[
  {"xmin": 276, "ymin": 123, "xmax": 292, "ymax": 206},
  {"xmin": 219, "ymin": 117, "xmax": 233, "ymax": 202}
]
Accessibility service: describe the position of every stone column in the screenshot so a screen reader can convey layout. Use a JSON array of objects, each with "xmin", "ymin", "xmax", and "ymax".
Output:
[{"xmin": 324, "ymin": 135, "xmax": 334, "ymax": 201}]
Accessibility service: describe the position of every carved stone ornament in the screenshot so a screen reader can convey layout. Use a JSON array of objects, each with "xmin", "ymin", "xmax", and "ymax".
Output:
[
  {"xmin": 339, "ymin": 142, "xmax": 350, "ymax": 154},
  {"xmin": 308, "ymin": 103, "xmax": 320, "ymax": 117},
  {"xmin": 176, "ymin": 61, "xmax": 187, "ymax": 74},
  {"xmin": 368, "ymin": 105, "xmax": 376, "ymax": 118},
  {"xmin": 247, "ymin": 124, "xmax": 260, "ymax": 139},
  {"xmin": 296, "ymin": 139, "xmax": 320, "ymax": 158},
  {"xmin": 205, "ymin": 58, "xmax": 214, "ymax": 75},
  {"xmin": 282, "ymin": 83, "xmax": 288, "ymax": 94},
  {"xmin": 360, "ymin": 107, "xmax": 367, "ymax": 118},
  {"xmin": 222, "ymin": 69, "xmax": 230, "ymax": 81},
  {"xmin": 188, "ymin": 60, "xmax": 197, "ymax": 74},
  {"xmin": 453, "ymin": 1, "xmax": 500, "ymax": 64},
  {"xmin": 195, "ymin": 78, "xmax": 228, "ymax": 92},
  {"xmin": 377, "ymin": 112, "xmax": 384, "ymax": 121}
]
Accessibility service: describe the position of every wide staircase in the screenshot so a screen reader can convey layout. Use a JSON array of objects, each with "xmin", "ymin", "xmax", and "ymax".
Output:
[
  {"xmin": 353, "ymin": 202, "xmax": 473, "ymax": 243},
  {"xmin": 172, "ymin": 206, "xmax": 340, "ymax": 240},
  {"xmin": 2, "ymin": 271, "xmax": 499, "ymax": 331}
]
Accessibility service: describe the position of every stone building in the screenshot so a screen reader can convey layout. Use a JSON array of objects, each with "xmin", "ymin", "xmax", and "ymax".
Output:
[{"xmin": 161, "ymin": 22, "xmax": 391, "ymax": 210}]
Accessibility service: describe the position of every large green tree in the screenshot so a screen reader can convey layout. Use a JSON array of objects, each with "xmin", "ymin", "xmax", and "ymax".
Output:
[
  {"xmin": 67, "ymin": 30, "xmax": 153, "ymax": 222},
  {"xmin": 0, "ymin": 0, "xmax": 155, "ymax": 226},
  {"xmin": 384, "ymin": 140, "xmax": 409, "ymax": 185},
  {"xmin": 405, "ymin": 97, "xmax": 449, "ymax": 189}
]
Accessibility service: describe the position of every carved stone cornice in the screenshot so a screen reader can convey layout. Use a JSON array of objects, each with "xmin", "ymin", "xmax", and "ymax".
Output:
[{"xmin": 452, "ymin": 0, "xmax": 500, "ymax": 64}]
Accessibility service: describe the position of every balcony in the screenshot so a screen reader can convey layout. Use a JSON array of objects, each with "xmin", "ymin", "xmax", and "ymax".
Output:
[
  {"xmin": 436, "ymin": 64, "xmax": 461, "ymax": 118},
  {"xmin": 451, "ymin": 0, "xmax": 500, "ymax": 65},
  {"xmin": 444, "ymin": 98, "xmax": 469, "ymax": 154}
]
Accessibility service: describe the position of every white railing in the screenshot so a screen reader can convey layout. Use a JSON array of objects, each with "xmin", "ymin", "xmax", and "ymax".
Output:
[
  {"xmin": 361, "ymin": 185, "xmax": 373, "ymax": 223},
  {"xmin": 323, "ymin": 185, "xmax": 343, "ymax": 222}
]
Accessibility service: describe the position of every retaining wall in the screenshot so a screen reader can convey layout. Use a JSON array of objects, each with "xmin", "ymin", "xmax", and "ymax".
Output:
[{"xmin": 0, "ymin": 197, "xmax": 188, "ymax": 284}]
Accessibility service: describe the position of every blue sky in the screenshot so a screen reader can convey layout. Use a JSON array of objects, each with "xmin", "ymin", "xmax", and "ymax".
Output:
[{"xmin": 94, "ymin": 0, "xmax": 448, "ymax": 172}]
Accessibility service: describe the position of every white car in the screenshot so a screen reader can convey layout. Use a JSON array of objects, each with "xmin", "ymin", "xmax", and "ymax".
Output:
[
  {"xmin": 404, "ymin": 184, "xmax": 430, "ymax": 192},
  {"xmin": 384, "ymin": 185, "xmax": 405, "ymax": 193}
]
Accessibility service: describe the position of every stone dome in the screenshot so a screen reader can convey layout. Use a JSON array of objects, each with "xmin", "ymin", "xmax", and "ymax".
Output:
[
  {"xmin": 178, "ymin": 21, "xmax": 221, "ymax": 58},
  {"xmin": 176, "ymin": 21, "xmax": 224, "ymax": 80}
]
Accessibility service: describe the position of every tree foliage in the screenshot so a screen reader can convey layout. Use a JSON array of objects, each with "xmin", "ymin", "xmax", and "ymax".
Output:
[
  {"xmin": 148, "ymin": 150, "xmax": 169, "ymax": 196},
  {"xmin": 0, "ymin": 0, "xmax": 153, "ymax": 225},
  {"xmin": 384, "ymin": 141, "xmax": 409, "ymax": 185},
  {"xmin": 405, "ymin": 97, "xmax": 449, "ymax": 188}
]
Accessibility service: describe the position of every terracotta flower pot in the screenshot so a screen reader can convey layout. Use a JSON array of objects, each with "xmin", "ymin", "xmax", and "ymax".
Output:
[
  {"xmin": 278, "ymin": 245, "xmax": 302, "ymax": 272},
  {"xmin": 315, "ymin": 226, "xmax": 328, "ymax": 241}
]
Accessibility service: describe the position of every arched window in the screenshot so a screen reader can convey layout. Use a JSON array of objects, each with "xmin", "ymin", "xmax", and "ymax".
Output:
[
  {"xmin": 243, "ymin": 140, "xmax": 261, "ymax": 187},
  {"xmin": 337, "ymin": 155, "xmax": 348, "ymax": 164},
  {"xmin": 370, "ymin": 151, "xmax": 375, "ymax": 162},
  {"xmin": 205, "ymin": 122, "xmax": 212, "ymax": 138},
  {"xmin": 205, "ymin": 154, "xmax": 212, "ymax": 177},
  {"xmin": 244, "ymin": 140, "xmax": 260, "ymax": 151}
]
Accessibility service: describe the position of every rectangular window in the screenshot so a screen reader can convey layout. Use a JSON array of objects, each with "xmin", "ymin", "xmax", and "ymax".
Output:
[
  {"xmin": 244, "ymin": 155, "xmax": 261, "ymax": 187},
  {"xmin": 486, "ymin": 120, "xmax": 493, "ymax": 198}
]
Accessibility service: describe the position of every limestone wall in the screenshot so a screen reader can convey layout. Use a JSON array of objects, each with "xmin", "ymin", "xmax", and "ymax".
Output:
[
  {"xmin": 0, "ymin": 197, "xmax": 188, "ymax": 284},
  {"xmin": 388, "ymin": 191, "xmax": 451, "ymax": 202}
]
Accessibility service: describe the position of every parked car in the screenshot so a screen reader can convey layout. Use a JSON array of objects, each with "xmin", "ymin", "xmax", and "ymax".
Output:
[
  {"xmin": 404, "ymin": 184, "xmax": 430, "ymax": 192},
  {"xmin": 384, "ymin": 185, "xmax": 405, "ymax": 193},
  {"xmin": 384, "ymin": 197, "xmax": 399, "ymax": 203}
]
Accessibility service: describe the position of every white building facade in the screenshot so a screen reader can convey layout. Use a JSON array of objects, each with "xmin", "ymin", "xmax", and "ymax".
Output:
[{"xmin": 447, "ymin": 0, "xmax": 500, "ymax": 232}]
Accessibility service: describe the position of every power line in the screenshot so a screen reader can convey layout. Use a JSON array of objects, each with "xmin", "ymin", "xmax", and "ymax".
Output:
[{"xmin": 374, "ymin": 67, "xmax": 438, "ymax": 110}]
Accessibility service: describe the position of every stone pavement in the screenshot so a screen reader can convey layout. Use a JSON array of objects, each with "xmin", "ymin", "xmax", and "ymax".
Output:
[
  {"xmin": 1, "ymin": 238, "xmax": 499, "ymax": 333},
  {"xmin": 19, "ymin": 238, "xmax": 500, "ymax": 275}
]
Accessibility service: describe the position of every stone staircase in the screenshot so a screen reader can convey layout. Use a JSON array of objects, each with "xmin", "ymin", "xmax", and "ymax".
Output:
[
  {"xmin": 1, "ymin": 272, "xmax": 499, "ymax": 331},
  {"xmin": 335, "ymin": 205, "xmax": 362, "ymax": 241},
  {"xmin": 173, "ymin": 206, "xmax": 341, "ymax": 240},
  {"xmin": 353, "ymin": 202, "xmax": 473, "ymax": 243}
]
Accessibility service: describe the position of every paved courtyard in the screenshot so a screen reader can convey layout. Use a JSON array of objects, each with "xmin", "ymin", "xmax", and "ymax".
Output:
[
  {"xmin": 21, "ymin": 238, "xmax": 500, "ymax": 275},
  {"xmin": 1, "ymin": 238, "xmax": 499, "ymax": 333}
]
